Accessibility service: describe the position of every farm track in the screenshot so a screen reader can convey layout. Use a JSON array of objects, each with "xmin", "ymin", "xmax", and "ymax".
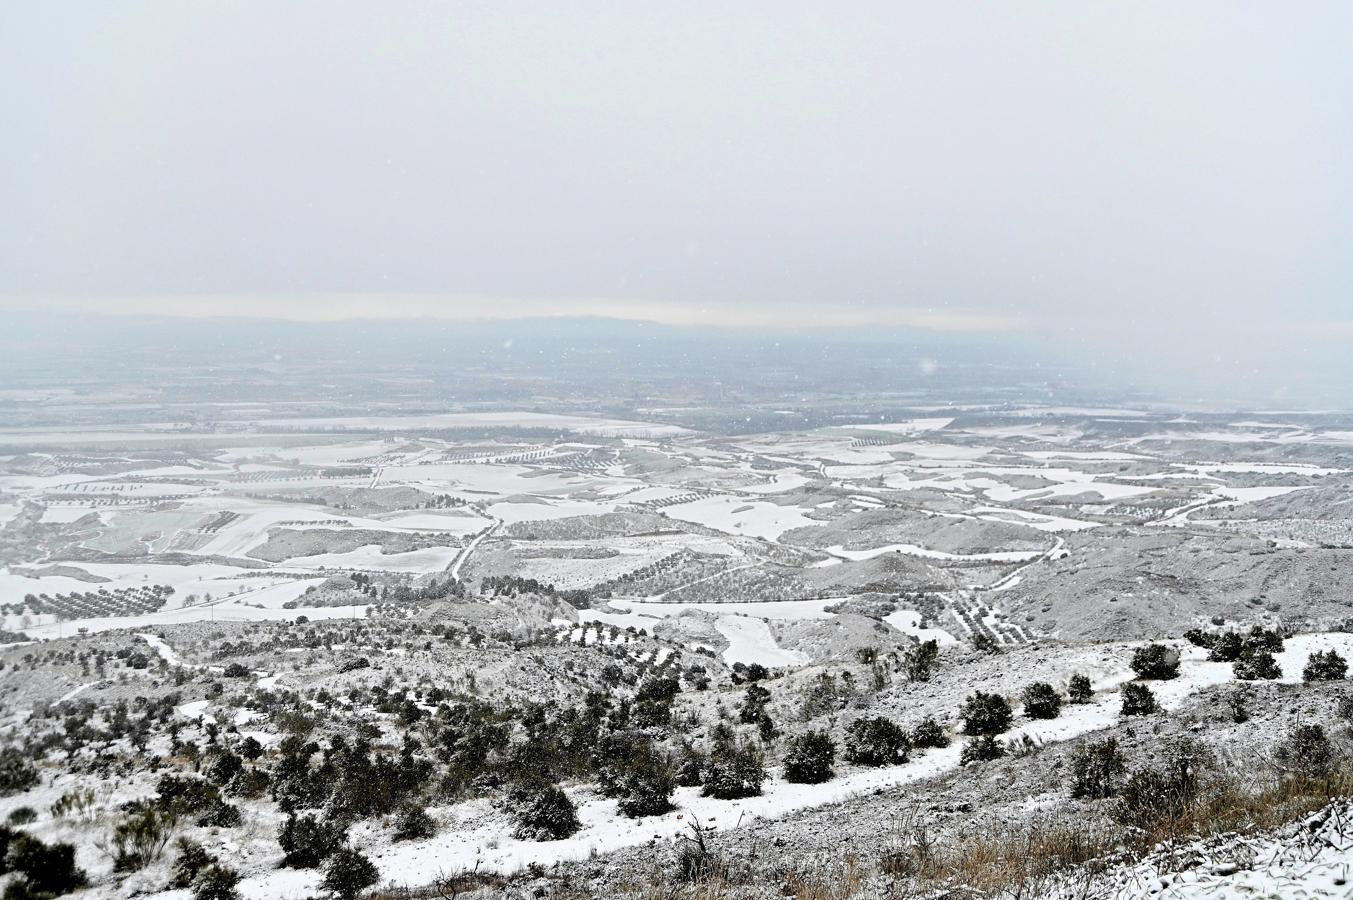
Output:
[{"xmin": 449, "ymin": 517, "xmax": 501, "ymax": 582}]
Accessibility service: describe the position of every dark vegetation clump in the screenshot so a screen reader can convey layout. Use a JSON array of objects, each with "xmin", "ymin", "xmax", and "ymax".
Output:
[
  {"xmin": 843, "ymin": 716, "xmax": 910, "ymax": 766},
  {"xmin": 1021, "ymin": 682, "xmax": 1062, "ymax": 720},
  {"xmin": 1130, "ymin": 644, "xmax": 1180, "ymax": 680},
  {"xmin": 1068, "ymin": 738, "xmax": 1127, "ymax": 800},
  {"xmin": 701, "ymin": 740, "xmax": 766, "ymax": 800},
  {"xmin": 507, "ymin": 780, "xmax": 580, "ymax": 841},
  {"xmin": 960, "ymin": 735, "xmax": 1006, "ymax": 766},
  {"xmin": 1120, "ymin": 682, "xmax": 1158, "ymax": 717},
  {"xmin": 782, "ymin": 730, "xmax": 836, "ymax": 784},
  {"xmin": 960, "ymin": 692, "xmax": 1013, "ymax": 736}
]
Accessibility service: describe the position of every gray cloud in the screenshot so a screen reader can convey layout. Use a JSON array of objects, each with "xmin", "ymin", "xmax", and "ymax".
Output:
[{"xmin": 2, "ymin": 2, "xmax": 1351, "ymax": 388}]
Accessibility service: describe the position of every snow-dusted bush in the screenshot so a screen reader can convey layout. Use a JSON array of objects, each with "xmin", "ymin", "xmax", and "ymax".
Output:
[
  {"xmin": 393, "ymin": 801, "xmax": 436, "ymax": 840},
  {"xmin": 1114, "ymin": 739, "xmax": 1209, "ymax": 829},
  {"xmin": 169, "ymin": 837, "xmax": 213, "ymax": 888},
  {"xmin": 904, "ymin": 639, "xmax": 940, "ymax": 682},
  {"xmin": 1275, "ymin": 723, "xmax": 1338, "ymax": 778},
  {"xmin": 617, "ymin": 750, "xmax": 676, "ymax": 818},
  {"xmin": 782, "ymin": 730, "xmax": 835, "ymax": 784},
  {"xmin": 1233, "ymin": 649, "xmax": 1281, "ymax": 681},
  {"xmin": 960, "ymin": 691, "xmax": 1013, "ymax": 736},
  {"xmin": 738, "ymin": 683, "xmax": 771, "ymax": 725},
  {"xmin": 674, "ymin": 741, "xmax": 707, "ymax": 787},
  {"xmin": 701, "ymin": 740, "xmax": 766, "ymax": 799},
  {"xmin": 1303, "ymin": 649, "xmax": 1347, "ymax": 682},
  {"xmin": 321, "ymin": 847, "xmax": 380, "ymax": 900},
  {"xmin": 3, "ymin": 831, "xmax": 87, "ymax": 897},
  {"xmin": 1067, "ymin": 673, "xmax": 1093, "ymax": 704},
  {"xmin": 960, "ymin": 735, "xmax": 1005, "ymax": 766},
  {"xmin": 278, "ymin": 812, "xmax": 347, "ymax": 868},
  {"xmin": 1120, "ymin": 682, "xmax": 1157, "ymax": 716},
  {"xmin": 1207, "ymin": 631, "xmax": 1244, "ymax": 662},
  {"xmin": 843, "ymin": 716, "xmax": 910, "ymax": 766},
  {"xmin": 107, "ymin": 805, "xmax": 175, "ymax": 873},
  {"xmin": 5, "ymin": 807, "xmax": 36, "ymax": 826},
  {"xmin": 1130, "ymin": 644, "xmax": 1180, "ymax": 680},
  {"xmin": 1068, "ymin": 738, "xmax": 1126, "ymax": 799},
  {"xmin": 910, "ymin": 717, "xmax": 950, "ymax": 749},
  {"xmin": 191, "ymin": 864, "xmax": 241, "ymax": 900},
  {"xmin": 0, "ymin": 747, "xmax": 39, "ymax": 797},
  {"xmin": 507, "ymin": 781, "xmax": 580, "ymax": 841},
  {"xmin": 1021, "ymin": 682, "xmax": 1062, "ymax": 720}
]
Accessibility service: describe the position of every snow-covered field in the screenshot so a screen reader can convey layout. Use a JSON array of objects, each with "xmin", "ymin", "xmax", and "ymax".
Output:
[
  {"xmin": 825, "ymin": 543, "xmax": 1043, "ymax": 563},
  {"xmin": 247, "ymin": 411, "xmax": 692, "ymax": 437},
  {"xmin": 3, "ymin": 413, "xmax": 1353, "ymax": 899},
  {"xmin": 661, "ymin": 496, "xmax": 817, "ymax": 540}
]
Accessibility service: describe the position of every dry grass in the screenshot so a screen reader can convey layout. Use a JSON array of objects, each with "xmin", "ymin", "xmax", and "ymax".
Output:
[
  {"xmin": 1137, "ymin": 770, "xmax": 1353, "ymax": 852},
  {"xmin": 366, "ymin": 870, "xmax": 507, "ymax": 899},
  {"xmin": 879, "ymin": 808, "xmax": 1119, "ymax": 899},
  {"xmin": 364, "ymin": 739, "xmax": 1353, "ymax": 900},
  {"xmin": 608, "ymin": 769, "xmax": 1353, "ymax": 900}
]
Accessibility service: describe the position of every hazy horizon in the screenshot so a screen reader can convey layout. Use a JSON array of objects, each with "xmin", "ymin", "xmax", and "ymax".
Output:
[{"xmin": 4, "ymin": 2, "xmax": 1353, "ymax": 404}]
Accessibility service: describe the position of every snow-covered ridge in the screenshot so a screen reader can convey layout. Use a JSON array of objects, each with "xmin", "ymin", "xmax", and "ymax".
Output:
[{"xmin": 228, "ymin": 633, "xmax": 1353, "ymax": 898}]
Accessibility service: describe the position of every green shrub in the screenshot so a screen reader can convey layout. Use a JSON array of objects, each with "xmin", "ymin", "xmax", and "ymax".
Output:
[
  {"xmin": 392, "ymin": 802, "xmax": 436, "ymax": 841},
  {"xmin": 4, "ymin": 832, "xmax": 87, "ymax": 897},
  {"xmin": 170, "ymin": 837, "xmax": 214, "ymax": 888},
  {"xmin": 196, "ymin": 798, "xmax": 241, "ymax": 828},
  {"xmin": 1130, "ymin": 644, "xmax": 1180, "ymax": 680},
  {"xmin": 738, "ymin": 684, "xmax": 771, "ymax": 725},
  {"xmin": 1068, "ymin": 738, "xmax": 1126, "ymax": 800},
  {"xmin": 617, "ymin": 759, "xmax": 676, "ymax": 818},
  {"xmin": 701, "ymin": 740, "xmax": 766, "ymax": 799},
  {"xmin": 108, "ymin": 805, "xmax": 175, "ymax": 873},
  {"xmin": 593, "ymin": 731, "xmax": 675, "ymax": 818},
  {"xmin": 1066, "ymin": 674, "xmax": 1093, "ymax": 704},
  {"xmin": 782, "ymin": 731, "xmax": 835, "ymax": 784},
  {"xmin": 1207, "ymin": 631, "xmax": 1244, "ymax": 662},
  {"xmin": 910, "ymin": 717, "xmax": 950, "ymax": 749},
  {"xmin": 960, "ymin": 692, "xmax": 1013, "ymax": 736},
  {"xmin": 507, "ymin": 781, "xmax": 580, "ymax": 841},
  {"xmin": 1021, "ymin": 682, "xmax": 1062, "ymax": 720},
  {"xmin": 157, "ymin": 774, "xmax": 222, "ymax": 817},
  {"xmin": 904, "ymin": 640, "xmax": 940, "ymax": 682},
  {"xmin": 278, "ymin": 813, "xmax": 346, "ymax": 868},
  {"xmin": 843, "ymin": 716, "xmax": 910, "ymax": 766},
  {"xmin": 1275, "ymin": 724, "xmax": 1338, "ymax": 778},
  {"xmin": 1114, "ymin": 739, "xmax": 1210, "ymax": 829},
  {"xmin": 960, "ymin": 735, "xmax": 1005, "ymax": 766},
  {"xmin": 192, "ymin": 864, "xmax": 241, "ymax": 900},
  {"xmin": 1245, "ymin": 625, "xmax": 1285, "ymax": 653},
  {"xmin": 1303, "ymin": 650, "xmax": 1347, "ymax": 682},
  {"xmin": 0, "ymin": 748, "xmax": 39, "ymax": 797},
  {"xmin": 321, "ymin": 847, "xmax": 380, "ymax": 900},
  {"xmin": 5, "ymin": 808, "xmax": 36, "ymax": 826},
  {"xmin": 1234, "ymin": 650, "xmax": 1281, "ymax": 681},
  {"xmin": 674, "ymin": 742, "xmax": 706, "ymax": 787},
  {"xmin": 1120, "ymin": 682, "xmax": 1157, "ymax": 717},
  {"xmin": 49, "ymin": 789, "xmax": 95, "ymax": 821}
]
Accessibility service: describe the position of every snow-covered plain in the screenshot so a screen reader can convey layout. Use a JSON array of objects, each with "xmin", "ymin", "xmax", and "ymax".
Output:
[
  {"xmin": 247, "ymin": 411, "xmax": 692, "ymax": 437},
  {"xmin": 661, "ymin": 496, "xmax": 817, "ymax": 540},
  {"xmin": 825, "ymin": 543, "xmax": 1043, "ymax": 563}
]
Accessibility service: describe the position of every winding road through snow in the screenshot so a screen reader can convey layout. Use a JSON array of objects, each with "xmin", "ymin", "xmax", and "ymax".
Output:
[{"xmin": 448, "ymin": 517, "xmax": 500, "ymax": 582}]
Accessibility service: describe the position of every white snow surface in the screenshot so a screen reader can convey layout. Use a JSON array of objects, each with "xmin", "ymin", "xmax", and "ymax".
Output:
[
  {"xmin": 661, "ymin": 496, "xmax": 816, "ymax": 540},
  {"xmin": 825, "ymin": 543, "xmax": 1043, "ymax": 563}
]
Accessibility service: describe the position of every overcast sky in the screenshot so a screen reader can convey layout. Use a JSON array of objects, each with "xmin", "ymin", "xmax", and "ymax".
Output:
[{"xmin": 2, "ymin": 3, "xmax": 1351, "ymax": 377}]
